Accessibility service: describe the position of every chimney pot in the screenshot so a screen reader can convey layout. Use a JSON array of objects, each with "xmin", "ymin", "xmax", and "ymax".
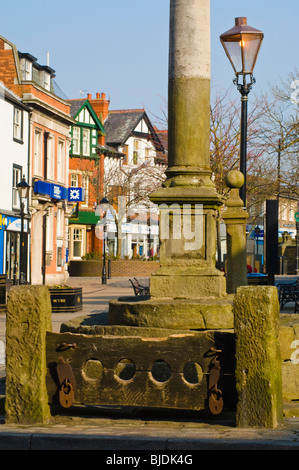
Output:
[
  {"xmin": 96, "ymin": 93, "xmax": 100, "ymax": 99},
  {"xmin": 87, "ymin": 93, "xmax": 92, "ymax": 99},
  {"xmin": 101, "ymin": 93, "xmax": 106, "ymax": 100}
]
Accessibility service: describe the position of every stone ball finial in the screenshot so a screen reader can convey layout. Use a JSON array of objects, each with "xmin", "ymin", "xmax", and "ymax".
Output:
[{"xmin": 225, "ymin": 170, "xmax": 244, "ymax": 189}]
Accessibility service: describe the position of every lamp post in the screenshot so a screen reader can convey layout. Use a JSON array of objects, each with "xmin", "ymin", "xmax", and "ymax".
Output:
[
  {"xmin": 220, "ymin": 17, "xmax": 264, "ymax": 207},
  {"xmin": 99, "ymin": 197, "xmax": 109, "ymax": 285},
  {"xmin": 16, "ymin": 175, "xmax": 30, "ymax": 284}
]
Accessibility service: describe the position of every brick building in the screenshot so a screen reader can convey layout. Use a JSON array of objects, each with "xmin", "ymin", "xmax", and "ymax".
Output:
[
  {"xmin": 0, "ymin": 82, "xmax": 31, "ymax": 282},
  {"xmin": 67, "ymin": 93, "xmax": 124, "ymax": 260},
  {"xmin": 0, "ymin": 35, "xmax": 74, "ymax": 285}
]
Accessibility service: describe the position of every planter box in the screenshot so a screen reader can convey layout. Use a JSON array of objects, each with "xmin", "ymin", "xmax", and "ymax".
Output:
[{"xmin": 48, "ymin": 287, "xmax": 83, "ymax": 313}]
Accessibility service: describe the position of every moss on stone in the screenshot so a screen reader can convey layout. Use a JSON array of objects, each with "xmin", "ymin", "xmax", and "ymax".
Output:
[
  {"xmin": 5, "ymin": 286, "xmax": 52, "ymax": 424},
  {"xmin": 234, "ymin": 286, "xmax": 283, "ymax": 428}
]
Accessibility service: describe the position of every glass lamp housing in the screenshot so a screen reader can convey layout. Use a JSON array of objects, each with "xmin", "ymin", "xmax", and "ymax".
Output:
[{"xmin": 220, "ymin": 17, "xmax": 264, "ymax": 76}]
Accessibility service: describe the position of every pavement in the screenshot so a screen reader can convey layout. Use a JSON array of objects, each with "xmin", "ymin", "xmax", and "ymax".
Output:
[{"xmin": 0, "ymin": 275, "xmax": 299, "ymax": 452}]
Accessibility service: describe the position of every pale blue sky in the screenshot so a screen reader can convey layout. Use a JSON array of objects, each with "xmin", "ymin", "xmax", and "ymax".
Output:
[{"xmin": 1, "ymin": 0, "xmax": 298, "ymax": 126}]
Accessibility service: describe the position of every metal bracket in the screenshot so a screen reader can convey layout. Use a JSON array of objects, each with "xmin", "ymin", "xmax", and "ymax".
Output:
[
  {"xmin": 56, "ymin": 356, "xmax": 76, "ymax": 408},
  {"xmin": 208, "ymin": 348, "xmax": 224, "ymax": 415}
]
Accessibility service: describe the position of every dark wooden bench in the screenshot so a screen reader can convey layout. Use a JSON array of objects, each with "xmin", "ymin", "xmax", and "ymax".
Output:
[
  {"xmin": 277, "ymin": 279, "xmax": 299, "ymax": 313},
  {"xmin": 129, "ymin": 278, "xmax": 150, "ymax": 296}
]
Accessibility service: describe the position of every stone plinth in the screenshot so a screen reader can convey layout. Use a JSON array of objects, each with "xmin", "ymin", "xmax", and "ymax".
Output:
[{"xmin": 109, "ymin": 296, "xmax": 234, "ymax": 330}]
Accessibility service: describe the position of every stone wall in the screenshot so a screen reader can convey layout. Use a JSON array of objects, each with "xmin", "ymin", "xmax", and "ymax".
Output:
[{"xmin": 68, "ymin": 260, "xmax": 160, "ymax": 277}]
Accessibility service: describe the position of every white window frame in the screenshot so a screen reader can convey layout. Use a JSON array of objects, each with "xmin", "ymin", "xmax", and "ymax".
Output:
[
  {"xmin": 81, "ymin": 174, "xmax": 89, "ymax": 207},
  {"xmin": 56, "ymin": 208, "xmax": 63, "ymax": 239},
  {"xmin": 47, "ymin": 134, "xmax": 55, "ymax": 180},
  {"xmin": 13, "ymin": 107, "xmax": 23, "ymax": 142},
  {"xmin": 72, "ymin": 127, "xmax": 80, "ymax": 154},
  {"xmin": 70, "ymin": 173, "xmax": 79, "ymax": 187},
  {"xmin": 72, "ymin": 227, "xmax": 85, "ymax": 259},
  {"xmin": 133, "ymin": 139, "xmax": 139, "ymax": 165},
  {"xmin": 20, "ymin": 58, "xmax": 32, "ymax": 81},
  {"xmin": 12, "ymin": 165, "xmax": 22, "ymax": 210},
  {"xmin": 34, "ymin": 127, "xmax": 43, "ymax": 176},
  {"xmin": 57, "ymin": 139, "xmax": 65, "ymax": 183},
  {"xmin": 82, "ymin": 129, "xmax": 90, "ymax": 156},
  {"xmin": 46, "ymin": 208, "xmax": 53, "ymax": 252},
  {"xmin": 40, "ymin": 70, "xmax": 51, "ymax": 91}
]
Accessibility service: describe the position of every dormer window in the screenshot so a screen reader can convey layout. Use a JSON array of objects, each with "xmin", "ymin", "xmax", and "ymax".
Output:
[
  {"xmin": 20, "ymin": 58, "xmax": 32, "ymax": 81},
  {"xmin": 40, "ymin": 70, "xmax": 51, "ymax": 91}
]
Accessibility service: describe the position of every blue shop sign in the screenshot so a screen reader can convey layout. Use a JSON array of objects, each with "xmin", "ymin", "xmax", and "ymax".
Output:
[
  {"xmin": 34, "ymin": 181, "xmax": 67, "ymax": 200},
  {"xmin": 51, "ymin": 184, "xmax": 67, "ymax": 200},
  {"xmin": 34, "ymin": 181, "xmax": 85, "ymax": 202},
  {"xmin": 68, "ymin": 187, "xmax": 85, "ymax": 202},
  {"xmin": 34, "ymin": 180, "xmax": 51, "ymax": 196}
]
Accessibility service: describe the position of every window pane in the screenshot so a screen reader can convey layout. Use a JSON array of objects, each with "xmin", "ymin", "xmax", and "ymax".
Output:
[
  {"xmin": 12, "ymin": 166, "xmax": 22, "ymax": 209},
  {"xmin": 82, "ymin": 129, "xmax": 90, "ymax": 155},
  {"xmin": 57, "ymin": 140, "xmax": 65, "ymax": 182},
  {"xmin": 34, "ymin": 129, "xmax": 42, "ymax": 176},
  {"xmin": 71, "ymin": 174, "xmax": 79, "ymax": 187},
  {"xmin": 47, "ymin": 136, "xmax": 54, "ymax": 179},
  {"xmin": 13, "ymin": 108, "xmax": 22, "ymax": 140},
  {"xmin": 72, "ymin": 127, "xmax": 80, "ymax": 154},
  {"xmin": 73, "ymin": 228, "xmax": 83, "ymax": 258},
  {"xmin": 81, "ymin": 175, "xmax": 89, "ymax": 206}
]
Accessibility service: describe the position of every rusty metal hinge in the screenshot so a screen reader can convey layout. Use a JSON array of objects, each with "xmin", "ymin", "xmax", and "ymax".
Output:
[
  {"xmin": 208, "ymin": 348, "xmax": 224, "ymax": 415},
  {"xmin": 57, "ymin": 356, "xmax": 76, "ymax": 408}
]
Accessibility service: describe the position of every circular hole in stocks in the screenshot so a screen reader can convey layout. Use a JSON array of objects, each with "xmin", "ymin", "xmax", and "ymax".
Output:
[
  {"xmin": 183, "ymin": 361, "xmax": 203, "ymax": 384},
  {"xmin": 151, "ymin": 360, "xmax": 171, "ymax": 383},
  {"xmin": 82, "ymin": 359, "xmax": 103, "ymax": 381},
  {"xmin": 115, "ymin": 359, "xmax": 136, "ymax": 381}
]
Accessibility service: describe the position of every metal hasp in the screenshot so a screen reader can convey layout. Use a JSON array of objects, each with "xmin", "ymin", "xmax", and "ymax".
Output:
[
  {"xmin": 208, "ymin": 348, "xmax": 224, "ymax": 415},
  {"xmin": 57, "ymin": 356, "xmax": 76, "ymax": 408}
]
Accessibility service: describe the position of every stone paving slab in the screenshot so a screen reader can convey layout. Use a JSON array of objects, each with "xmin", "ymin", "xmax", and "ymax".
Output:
[{"xmin": 0, "ymin": 412, "xmax": 299, "ymax": 450}]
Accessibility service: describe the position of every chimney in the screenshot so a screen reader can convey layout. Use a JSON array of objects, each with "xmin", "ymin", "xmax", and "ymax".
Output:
[
  {"xmin": 89, "ymin": 92, "xmax": 110, "ymax": 121},
  {"xmin": 87, "ymin": 93, "xmax": 92, "ymax": 100}
]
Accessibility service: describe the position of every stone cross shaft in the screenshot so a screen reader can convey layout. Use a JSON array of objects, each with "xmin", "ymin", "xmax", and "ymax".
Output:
[{"xmin": 150, "ymin": 0, "xmax": 226, "ymax": 299}]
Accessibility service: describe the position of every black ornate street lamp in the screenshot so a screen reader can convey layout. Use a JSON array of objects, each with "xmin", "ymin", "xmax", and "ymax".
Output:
[
  {"xmin": 99, "ymin": 197, "xmax": 109, "ymax": 285},
  {"xmin": 16, "ymin": 175, "xmax": 30, "ymax": 284},
  {"xmin": 220, "ymin": 17, "xmax": 264, "ymax": 207}
]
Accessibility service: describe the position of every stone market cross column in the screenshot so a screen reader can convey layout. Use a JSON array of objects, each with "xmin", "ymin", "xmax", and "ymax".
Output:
[
  {"xmin": 109, "ymin": 0, "xmax": 233, "ymax": 330},
  {"xmin": 149, "ymin": 0, "xmax": 226, "ymax": 299}
]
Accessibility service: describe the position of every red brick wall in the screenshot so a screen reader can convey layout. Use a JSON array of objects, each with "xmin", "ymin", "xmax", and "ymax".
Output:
[{"xmin": 68, "ymin": 260, "xmax": 159, "ymax": 277}]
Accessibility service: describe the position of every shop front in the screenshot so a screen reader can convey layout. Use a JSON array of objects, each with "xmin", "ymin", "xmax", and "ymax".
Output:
[{"xmin": 0, "ymin": 214, "xmax": 29, "ymax": 284}]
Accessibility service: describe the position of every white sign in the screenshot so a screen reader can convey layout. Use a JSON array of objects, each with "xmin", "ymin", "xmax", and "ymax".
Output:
[{"xmin": 6, "ymin": 219, "xmax": 28, "ymax": 232}]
